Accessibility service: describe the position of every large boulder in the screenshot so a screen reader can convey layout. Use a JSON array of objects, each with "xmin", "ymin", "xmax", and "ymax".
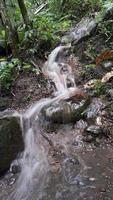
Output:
[
  {"xmin": 41, "ymin": 94, "xmax": 90, "ymax": 124},
  {"xmin": 0, "ymin": 113, "xmax": 24, "ymax": 175},
  {"xmin": 61, "ymin": 17, "xmax": 97, "ymax": 45}
]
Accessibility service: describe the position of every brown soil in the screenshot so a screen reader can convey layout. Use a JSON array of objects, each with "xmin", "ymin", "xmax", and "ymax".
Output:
[{"xmin": 1, "ymin": 71, "xmax": 52, "ymax": 111}]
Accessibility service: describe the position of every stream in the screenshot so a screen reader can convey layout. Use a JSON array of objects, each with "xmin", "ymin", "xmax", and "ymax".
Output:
[{"xmin": 0, "ymin": 45, "xmax": 113, "ymax": 200}]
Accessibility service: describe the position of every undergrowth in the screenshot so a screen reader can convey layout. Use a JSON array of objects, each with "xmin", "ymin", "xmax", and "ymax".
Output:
[{"xmin": 0, "ymin": 59, "xmax": 37, "ymax": 91}]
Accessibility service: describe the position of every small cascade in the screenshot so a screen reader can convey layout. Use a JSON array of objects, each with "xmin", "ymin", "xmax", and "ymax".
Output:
[
  {"xmin": 9, "ymin": 45, "xmax": 78, "ymax": 200},
  {"xmin": 43, "ymin": 45, "xmax": 76, "ymax": 95}
]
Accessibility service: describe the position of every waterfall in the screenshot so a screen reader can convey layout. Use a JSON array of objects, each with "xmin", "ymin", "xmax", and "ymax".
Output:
[{"xmin": 10, "ymin": 45, "xmax": 77, "ymax": 200}]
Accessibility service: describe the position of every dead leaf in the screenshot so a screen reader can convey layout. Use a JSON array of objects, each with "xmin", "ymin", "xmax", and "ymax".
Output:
[
  {"xmin": 101, "ymin": 71, "xmax": 113, "ymax": 83},
  {"xmin": 84, "ymin": 79, "xmax": 98, "ymax": 89},
  {"xmin": 96, "ymin": 50, "xmax": 113, "ymax": 65}
]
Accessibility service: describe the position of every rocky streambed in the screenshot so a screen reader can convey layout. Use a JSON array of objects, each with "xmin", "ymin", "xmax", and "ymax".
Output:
[{"xmin": 0, "ymin": 95, "xmax": 113, "ymax": 200}]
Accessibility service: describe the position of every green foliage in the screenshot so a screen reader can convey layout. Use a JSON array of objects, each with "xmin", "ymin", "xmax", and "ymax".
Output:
[
  {"xmin": 0, "ymin": 58, "xmax": 38, "ymax": 90},
  {"xmin": 16, "ymin": 7, "xmax": 70, "ymax": 49},
  {"xmin": 48, "ymin": 0, "xmax": 103, "ymax": 20},
  {"xmin": 85, "ymin": 64, "xmax": 96, "ymax": 71},
  {"xmin": 0, "ymin": 0, "xmax": 105, "ymax": 55},
  {"xmin": 23, "ymin": 63, "xmax": 39, "ymax": 74},
  {"xmin": 0, "ymin": 0, "xmax": 111, "ymax": 46},
  {"xmin": 17, "ymin": 10, "xmax": 71, "ymax": 54},
  {"xmin": 81, "ymin": 64, "xmax": 96, "ymax": 79},
  {"xmin": 17, "ymin": 0, "xmax": 103, "ymax": 46},
  {"xmin": 98, "ymin": 20, "xmax": 113, "ymax": 42},
  {"xmin": 0, "ymin": 59, "xmax": 20, "ymax": 90},
  {"xmin": 33, "ymin": 12, "xmax": 70, "ymax": 42},
  {"xmin": 94, "ymin": 80, "xmax": 107, "ymax": 96}
]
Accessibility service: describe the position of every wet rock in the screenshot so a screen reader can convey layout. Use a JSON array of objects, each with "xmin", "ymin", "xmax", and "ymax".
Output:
[
  {"xmin": 83, "ymin": 135, "xmax": 94, "ymax": 142},
  {"xmin": 0, "ymin": 113, "xmax": 24, "ymax": 175},
  {"xmin": 61, "ymin": 17, "xmax": 97, "ymax": 45},
  {"xmin": 10, "ymin": 160, "xmax": 21, "ymax": 174},
  {"xmin": 11, "ymin": 164, "xmax": 21, "ymax": 174},
  {"xmin": 108, "ymin": 89, "xmax": 113, "ymax": 99},
  {"xmin": 62, "ymin": 156, "xmax": 81, "ymax": 184},
  {"xmin": 41, "ymin": 95, "xmax": 90, "ymax": 123},
  {"xmin": 102, "ymin": 61, "xmax": 113, "ymax": 71},
  {"xmin": 83, "ymin": 98, "xmax": 106, "ymax": 120},
  {"xmin": 86, "ymin": 125, "xmax": 103, "ymax": 135},
  {"xmin": 83, "ymin": 124, "xmax": 104, "ymax": 143},
  {"xmin": 76, "ymin": 119, "xmax": 88, "ymax": 130},
  {"xmin": 0, "ymin": 97, "xmax": 9, "ymax": 111}
]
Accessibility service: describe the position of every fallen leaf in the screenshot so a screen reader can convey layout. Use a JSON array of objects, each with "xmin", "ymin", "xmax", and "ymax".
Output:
[
  {"xmin": 101, "ymin": 71, "xmax": 113, "ymax": 83},
  {"xmin": 96, "ymin": 50, "xmax": 113, "ymax": 65},
  {"xmin": 84, "ymin": 79, "xmax": 98, "ymax": 89}
]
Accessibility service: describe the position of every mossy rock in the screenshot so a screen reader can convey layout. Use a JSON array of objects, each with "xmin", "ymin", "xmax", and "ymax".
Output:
[
  {"xmin": 0, "ymin": 115, "xmax": 24, "ymax": 175},
  {"xmin": 41, "ymin": 95, "xmax": 90, "ymax": 124}
]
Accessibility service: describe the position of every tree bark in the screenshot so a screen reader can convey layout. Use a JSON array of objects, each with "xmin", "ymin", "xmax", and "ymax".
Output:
[
  {"xmin": 17, "ymin": 0, "xmax": 31, "ymax": 29},
  {"xmin": 0, "ymin": 0, "xmax": 19, "ymax": 57}
]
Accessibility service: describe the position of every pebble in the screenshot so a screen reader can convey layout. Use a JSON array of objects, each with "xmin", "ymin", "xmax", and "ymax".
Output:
[
  {"xmin": 89, "ymin": 177, "xmax": 96, "ymax": 181},
  {"xmin": 96, "ymin": 116, "xmax": 102, "ymax": 126},
  {"xmin": 86, "ymin": 125, "xmax": 103, "ymax": 135},
  {"xmin": 83, "ymin": 135, "xmax": 93, "ymax": 142},
  {"xmin": 100, "ymin": 188, "xmax": 106, "ymax": 192},
  {"xmin": 103, "ymin": 61, "xmax": 113, "ymax": 71}
]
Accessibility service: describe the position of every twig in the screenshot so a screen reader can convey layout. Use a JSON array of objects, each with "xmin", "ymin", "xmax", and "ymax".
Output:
[
  {"xmin": 30, "ymin": 59, "xmax": 39, "ymax": 68},
  {"xmin": 34, "ymin": 2, "xmax": 48, "ymax": 15}
]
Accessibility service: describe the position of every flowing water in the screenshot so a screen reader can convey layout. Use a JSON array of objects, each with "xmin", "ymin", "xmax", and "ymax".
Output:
[
  {"xmin": 1, "ymin": 45, "xmax": 113, "ymax": 200},
  {"xmin": 8, "ymin": 45, "xmax": 78, "ymax": 200}
]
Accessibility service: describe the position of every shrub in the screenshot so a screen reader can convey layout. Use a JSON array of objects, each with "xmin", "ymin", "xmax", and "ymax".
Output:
[{"xmin": 0, "ymin": 59, "xmax": 20, "ymax": 90}]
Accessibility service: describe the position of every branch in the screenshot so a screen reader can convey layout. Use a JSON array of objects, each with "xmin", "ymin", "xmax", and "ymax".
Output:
[{"xmin": 34, "ymin": 2, "xmax": 48, "ymax": 15}]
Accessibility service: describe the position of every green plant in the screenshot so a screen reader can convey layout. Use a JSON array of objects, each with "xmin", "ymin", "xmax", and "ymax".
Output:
[
  {"xmin": 98, "ymin": 20, "xmax": 113, "ymax": 42},
  {"xmin": 94, "ymin": 80, "xmax": 107, "ymax": 96},
  {"xmin": 82, "ymin": 64, "xmax": 96, "ymax": 80},
  {"xmin": 22, "ymin": 62, "xmax": 39, "ymax": 74},
  {"xmin": 85, "ymin": 64, "xmax": 96, "ymax": 70},
  {"xmin": 0, "ymin": 59, "xmax": 20, "ymax": 90},
  {"xmin": 48, "ymin": 0, "xmax": 103, "ymax": 20},
  {"xmin": 0, "ymin": 58, "xmax": 38, "ymax": 90},
  {"xmin": 34, "ymin": 12, "xmax": 70, "ymax": 39}
]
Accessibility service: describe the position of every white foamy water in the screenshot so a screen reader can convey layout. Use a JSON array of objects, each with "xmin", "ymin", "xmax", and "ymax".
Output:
[
  {"xmin": 43, "ymin": 45, "xmax": 76, "ymax": 95},
  {"xmin": 9, "ymin": 45, "xmax": 78, "ymax": 200}
]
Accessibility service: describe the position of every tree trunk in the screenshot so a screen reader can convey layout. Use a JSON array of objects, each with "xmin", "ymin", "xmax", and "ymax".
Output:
[
  {"xmin": 0, "ymin": 0, "xmax": 19, "ymax": 57},
  {"xmin": 17, "ymin": 0, "xmax": 31, "ymax": 29}
]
